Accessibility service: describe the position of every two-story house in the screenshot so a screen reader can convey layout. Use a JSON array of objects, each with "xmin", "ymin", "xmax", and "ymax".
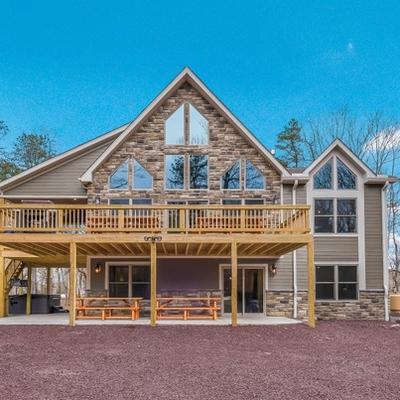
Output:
[{"xmin": 0, "ymin": 68, "xmax": 395, "ymax": 326}]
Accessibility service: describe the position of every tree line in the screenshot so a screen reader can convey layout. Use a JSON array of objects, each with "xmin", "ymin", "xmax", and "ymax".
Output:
[{"xmin": 0, "ymin": 121, "xmax": 55, "ymax": 182}]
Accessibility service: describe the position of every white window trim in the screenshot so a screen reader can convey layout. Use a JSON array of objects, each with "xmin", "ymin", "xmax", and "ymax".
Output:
[{"xmin": 315, "ymin": 263, "xmax": 359, "ymax": 302}]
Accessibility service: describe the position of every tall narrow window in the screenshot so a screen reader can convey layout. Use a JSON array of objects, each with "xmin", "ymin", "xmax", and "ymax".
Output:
[
  {"xmin": 314, "ymin": 199, "xmax": 334, "ymax": 233},
  {"xmin": 133, "ymin": 160, "xmax": 152, "ymax": 189},
  {"xmin": 190, "ymin": 155, "xmax": 208, "ymax": 189},
  {"xmin": 109, "ymin": 161, "xmax": 129, "ymax": 189},
  {"xmin": 313, "ymin": 159, "xmax": 332, "ymax": 189},
  {"xmin": 189, "ymin": 104, "xmax": 208, "ymax": 145},
  {"xmin": 315, "ymin": 265, "xmax": 335, "ymax": 300},
  {"xmin": 337, "ymin": 159, "xmax": 356, "ymax": 189},
  {"xmin": 221, "ymin": 160, "xmax": 240, "ymax": 189},
  {"xmin": 165, "ymin": 105, "xmax": 184, "ymax": 145},
  {"xmin": 338, "ymin": 265, "xmax": 358, "ymax": 299},
  {"xmin": 165, "ymin": 155, "xmax": 185, "ymax": 189},
  {"xmin": 337, "ymin": 199, "xmax": 357, "ymax": 233},
  {"xmin": 245, "ymin": 160, "xmax": 265, "ymax": 189}
]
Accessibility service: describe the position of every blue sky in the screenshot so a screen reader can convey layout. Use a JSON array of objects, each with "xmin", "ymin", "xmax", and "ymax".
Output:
[{"xmin": 1, "ymin": 1, "xmax": 399, "ymax": 153}]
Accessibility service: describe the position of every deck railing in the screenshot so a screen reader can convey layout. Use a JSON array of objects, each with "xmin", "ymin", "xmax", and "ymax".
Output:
[{"xmin": 0, "ymin": 204, "xmax": 310, "ymax": 234}]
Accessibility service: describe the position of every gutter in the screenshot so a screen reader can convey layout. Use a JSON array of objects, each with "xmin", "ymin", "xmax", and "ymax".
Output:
[
  {"xmin": 292, "ymin": 179, "xmax": 299, "ymax": 319},
  {"xmin": 382, "ymin": 180, "xmax": 390, "ymax": 321}
]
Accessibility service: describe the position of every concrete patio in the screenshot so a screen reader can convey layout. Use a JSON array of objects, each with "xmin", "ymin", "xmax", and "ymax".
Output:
[{"xmin": 0, "ymin": 313, "xmax": 301, "ymax": 326}]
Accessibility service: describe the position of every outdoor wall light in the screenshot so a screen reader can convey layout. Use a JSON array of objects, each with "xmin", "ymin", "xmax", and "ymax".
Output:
[
  {"xmin": 144, "ymin": 235, "xmax": 162, "ymax": 242},
  {"xmin": 269, "ymin": 264, "xmax": 277, "ymax": 276},
  {"xmin": 94, "ymin": 263, "xmax": 102, "ymax": 274}
]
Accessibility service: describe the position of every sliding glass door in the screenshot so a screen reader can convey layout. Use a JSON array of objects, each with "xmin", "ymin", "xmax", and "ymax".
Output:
[{"xmin": 223, "ymin": 267, "xmax": 264, "ymax": 314}]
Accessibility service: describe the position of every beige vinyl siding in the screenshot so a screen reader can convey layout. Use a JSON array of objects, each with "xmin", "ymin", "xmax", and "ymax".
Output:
[
  {"xmin": 296, "ymin": 184, "xmax": 307, "ymax": 204},
  {"xmin": 270, "ymin": 253, "xmax": 293, "ymax": 290},
  {"xmin": 314, "ymin": 237, "xmax": 358, "ymax": 262},
  {"xmin": 2, "ymin": 141, "xmax": 112, "ymax": 197},
  {"xmin": 364, "ymin": 185, "xmax": 383, "ymax": 288},
  {"xmin": 295, "ymin": 247, "xmax": 308, "ymax": 290},
  {"xmin": 282, "ymin": 184, "xmax": 293, "ymax": 204}
]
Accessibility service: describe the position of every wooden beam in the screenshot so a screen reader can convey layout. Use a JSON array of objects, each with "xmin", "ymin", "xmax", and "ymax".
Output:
[
  {"xmin": 231, "ymin": 241, "xmax": 238, "ymax": 327},
  {"xmin": 69, "ymin": 242, "xmax": 77, "ymax": 327},
  {"xmin": 26, "ymin": 265, "xmax": 32, "ymax": 315},
  {"xmin": 150, "ymin": 241, "xmax": 157, "ymax": 327},
  {"xmin": 0, "ymin": 247, "xmax": 5, "ymax": 317},
  {"xmin": 307, "ymin": 241, "xmax": 315, "ymax": 328}
]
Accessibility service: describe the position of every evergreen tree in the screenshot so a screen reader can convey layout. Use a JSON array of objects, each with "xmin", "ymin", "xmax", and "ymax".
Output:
[{"xmin": 275, "ymin": 118, "xmax": 304, "ymax": 168}]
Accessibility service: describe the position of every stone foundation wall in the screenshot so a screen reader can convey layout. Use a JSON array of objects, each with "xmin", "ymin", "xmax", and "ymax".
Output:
[
  {"xmin": 313, "ymin": 290, "xmax": 385, "ymax": 320},
  {"xmin": 265, "ymin": 291, "xmax": 294, "ymax": 317},
  {"xmin": 266, "ymin": 290, "xmax": 385, "ymax": 320}
]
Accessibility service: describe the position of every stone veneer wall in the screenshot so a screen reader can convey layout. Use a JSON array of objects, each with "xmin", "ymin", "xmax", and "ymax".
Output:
[
  {"xmin": 87, "ymin": 82, "xmax": 281, "ymax": 204},
  {"xmin": 267, "ymin": 290, "xmax": 385, "ymax": 320}
]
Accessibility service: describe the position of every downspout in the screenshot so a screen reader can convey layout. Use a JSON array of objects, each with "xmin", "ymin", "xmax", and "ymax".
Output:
[
  {"xmin": 382, "ymin": 180, "xmax": 390, "ymax": 321},
  {"xmin": 292, "ymin": 180, "xmax": 299, "ymax": 318}
]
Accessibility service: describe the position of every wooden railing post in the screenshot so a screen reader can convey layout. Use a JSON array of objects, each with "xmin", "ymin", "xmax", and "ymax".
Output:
[
  {"xmin": 69, "ymin": 242, "xmax": 77, "ymax": 327},
  {"xmin": 231, "ymin": 241, "xmax": 238, "ymax": 327},
  {"xmin": 179, "ymin": 208, "xmax": 186, "ymax": 233},
  {"xmin": 150, "ymin": 241, "xmax": 157, "ymax": 327},
  {"xmin": 57, "ymin": 209, "xmax": 63, "ymax": 232},
  {"xmin": 118, "ymin": 209, "xmax": 125, "ymax": 231}
]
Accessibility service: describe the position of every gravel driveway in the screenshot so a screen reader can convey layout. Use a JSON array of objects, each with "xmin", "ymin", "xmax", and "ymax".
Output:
[{"xmin": 0, "ymin": 321, "xmax": 399, "ymax": 400}]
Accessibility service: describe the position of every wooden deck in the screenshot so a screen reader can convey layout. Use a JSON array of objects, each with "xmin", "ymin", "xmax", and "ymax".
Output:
[{"xmin": 0, "ymin": 203, "xmax": 315, "ymax": 329}]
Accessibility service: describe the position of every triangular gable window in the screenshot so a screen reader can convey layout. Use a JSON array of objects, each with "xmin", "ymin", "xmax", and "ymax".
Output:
[
  {"xmin": 133, "ymin": 160, "xmax": 153, "ymax": 189},
  {"xmin": 110, "ymin": 161, "xmax": 129, "ymax": 189},
  {"xmin": 337, "ymin": 159, "xmax": 356, "ymax": 189},
  {"xmin": 245, "ymin": 160, "xmax": 265, "ymax": 190},
  {"xmin": 313, "ymin": 159, "xmax": 333, "ymax": 189}
]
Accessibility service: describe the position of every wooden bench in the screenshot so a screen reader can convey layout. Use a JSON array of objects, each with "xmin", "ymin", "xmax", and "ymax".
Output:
[
  {"xmin": 156, "ymin": 297, "xmax": 221, "ymax": 320},
  {"xmin": 76, "ymin": 297, "xmax": 142, "ymax": 321}
]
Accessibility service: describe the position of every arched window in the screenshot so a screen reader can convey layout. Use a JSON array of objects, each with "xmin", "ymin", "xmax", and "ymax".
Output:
[
  {"xmin": 165, "ymin": 104, "xmax": 185, "ymax": 145},
  {"xmin": 313, "ymin": 159, "xmax": 333, "ymax": 189},
  {"xmin": 245, "ymin": 160, "xmax": 264, "ymax": 190},
  {"xmin": 133, "ymin": 160, "xmax": 153, "ymax": 189},
  {"xmin": 337, "ymin": 159, "xmax": 356, "ymax": 189},
  {"xmin": 221, "ymin": 160, "xmax": 241, "ymax": 189},
  {"xmin": 109, "ymin": 161, "xmax": 129, "ymax": 189}
]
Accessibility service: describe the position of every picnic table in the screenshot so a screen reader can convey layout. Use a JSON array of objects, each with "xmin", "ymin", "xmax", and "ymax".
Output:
[
  {"xmin": 76, "ymin": 297, "xmax": 142, "ymax": 321},
  {"xmin": 156, "ymin": 297, "xmax": 221, "ymax": 320}
]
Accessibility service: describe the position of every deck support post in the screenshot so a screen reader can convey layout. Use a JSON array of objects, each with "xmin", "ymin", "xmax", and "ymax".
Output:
[
  {"xmin": 307, "ymin": 240, "xmax": 315, "ymax": 328},
  {"xmin": 0, "ymin": 247, "xmax": 5, "ymax": 318},
  {"xmin": 150, "ymin": 241, "xmax": 157, "ymax": 327},
  {"xmin": 69, "ymin": 242, "xmax": 77, "ymax": 327},
  {"xmin": 26, "ymin": 265, "xmax": 32, "ymax": 315},
  {"xmin": 231, "ymin": 241, "xmax": 238, "ymax": 327}
]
